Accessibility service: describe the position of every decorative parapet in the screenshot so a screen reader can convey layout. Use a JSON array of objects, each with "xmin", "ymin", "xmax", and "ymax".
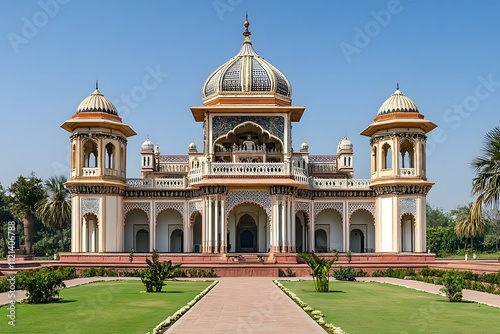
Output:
[
  {"xmin": 399, "ymin": 168, "xmax": 416, "ymax": 177},
  {"xmin": 311, "ymin": 178, "xmax": 370, "ymax": 189},
  {"xmin": 126, "ymin": 178, "xmax": 185, "ymax": 189}
]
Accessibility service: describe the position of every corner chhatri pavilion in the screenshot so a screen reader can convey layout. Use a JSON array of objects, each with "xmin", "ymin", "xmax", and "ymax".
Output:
[{"xmin": 61, "ymin": 19, "xmax": 436, "ymax": 263}]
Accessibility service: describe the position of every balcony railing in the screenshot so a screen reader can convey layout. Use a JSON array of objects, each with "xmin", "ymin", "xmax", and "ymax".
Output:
[
  {"xmin": 208, "ymin": 162, "xmax": 289, "ymax": 176},
  {"xmin": 399, "ymin": 168, "xmax": 416, "ymax": 176},
  {"xmin": 126, "ymin": 162, "xmax": 371, "ymax": 190},
  {"xmin": 82, "ymin": 167, "xmax": 99, "ymax": 176}
]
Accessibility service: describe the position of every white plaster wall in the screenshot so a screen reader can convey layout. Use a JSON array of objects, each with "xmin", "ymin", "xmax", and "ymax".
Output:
[
  {"xmin": 402, "ymin": 218, "xmax": 413, "ymax": 251},
  {"xmin": 380, "ymin": 197, "xmax": 393, "ymax": 252},
  {"xmin": 105, "ymin": 196, "xmax": 119, "ymax": 252}
]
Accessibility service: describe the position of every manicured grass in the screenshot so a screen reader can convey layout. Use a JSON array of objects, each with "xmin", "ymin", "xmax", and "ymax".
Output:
[
  {"xmin": 1, "ymin": 279, "xmax": 213, "ymax": 334},
  {"xmin": 280, "ymin": 280, "xmax": 500, "ymax": 334}
]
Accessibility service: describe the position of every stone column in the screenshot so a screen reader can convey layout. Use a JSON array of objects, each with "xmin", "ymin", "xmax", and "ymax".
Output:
[
  {"xmin": 310, "ymin": 202, "xmax": 315, "ymax": 252},
  {"xmin": 208, "ymin": 197, "xmax": 212, "ymax": 253},
  {"xmin": 82, "ymin": 219, "xmax": 88, "ymax": 253},
  {"xmin": 202, "ymin": 199, "xmax": 207, "ymax": 253},
  {"xmin": 286, "ymin": 197, "xmax": 291, "ymax": 252},
  {"xmin": 281, "ymin": 198, "xmax": 286, "ymax": 253},
  {"xmin": 220, "ymin": 198, "xmax": 227, "ymax": 253},
  {"xmin": 291, "ymin": 198, "xmax": 296, "ymax": 252},
  {"xmin": 214, "ymin": 197, "xmax": 219, "ymax": 253}
]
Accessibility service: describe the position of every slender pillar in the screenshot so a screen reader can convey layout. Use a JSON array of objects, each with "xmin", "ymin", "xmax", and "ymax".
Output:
[
  {"xmin": 286, "ymin": 197, "xmax": 291, "ymax": 252},
  {"xmin": 202, "ymin": 199, "xmax": 207, "ymax": 253},
  {"xmin": 208, "ymin": 197, "xmax": 213, "ymax": 253},
  {"xmin": 291, "ymin": 199, "xmax": 296, "ymax": 252},
  {"xmin": 310, "ymin": 202, "xmax": 315, "ymax": 251},
  {"xmin": 281, "ymin": 199, "xmax": 286, "ymax": 252},
  {"xmin": 82, "ymin": 219, "xmax": 88, "ymax": 253},
  {"xmin": 220, "ymin": 199, "xmax": 226, "ymax": 253},
  {"xmin": 214, "ymin": 197, "xmax": 219, "ymax": 253},
  {"xmin": 272, "ymin": 199, "xmax": 278, "ymax": 252}
]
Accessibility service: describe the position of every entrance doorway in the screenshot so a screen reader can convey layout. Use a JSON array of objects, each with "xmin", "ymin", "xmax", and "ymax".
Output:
[
  {"xmin": 237, "ymin": 214, "xmax": 257, "ymax": 252},
  {"xmin": 350, "ymin": 229, "xmax": 364, "ymax": 253}
]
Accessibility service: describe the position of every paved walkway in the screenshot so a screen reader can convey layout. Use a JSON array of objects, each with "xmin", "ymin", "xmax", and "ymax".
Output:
[
  {"xmin": 357, "ymin": 277, "xmax": 500, "ymax": 308},
  {"xmin": 166, "ymin": 277, "xmax": 325, "ymax": 334}
]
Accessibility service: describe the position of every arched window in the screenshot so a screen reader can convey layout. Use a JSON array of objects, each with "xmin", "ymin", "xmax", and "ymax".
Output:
[
  {"xmin": 71, "ymin": 144, "xmax": 76, "ymax": 170},
  {"xmin": 373, "ymin": 146, "xmax": 378, "ymax": 172},
  {"xmin": 399, "ymin": 140, "xmax": 414, "ymax": 168},
  {"xmin": 382, "ymin": 143, "xmax": 392, "ymax": 169},
  {"xmin": 83, "ymin": 140, "xmax": 98, "ymax": 168},
  {"xmin": 105, "ymin": 143, "xmax": 115, "ymax": 169}
]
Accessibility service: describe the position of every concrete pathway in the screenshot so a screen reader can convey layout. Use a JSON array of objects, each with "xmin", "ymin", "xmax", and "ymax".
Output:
[
  {"xmin": 166, "ymin": 277, "xmax": 325, "ymax": 334},
  {"xmin": 357, "ymin": 277, "xmax": 500, "ymax": 308}
]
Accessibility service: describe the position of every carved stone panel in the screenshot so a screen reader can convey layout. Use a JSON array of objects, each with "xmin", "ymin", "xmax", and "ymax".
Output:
[{"xmin": 225, "ymin": 190, "xmax": 272, "ymax": 218}]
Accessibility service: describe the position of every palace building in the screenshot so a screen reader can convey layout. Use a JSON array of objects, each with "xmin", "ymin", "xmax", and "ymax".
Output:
[{"xmin": 61, "ymin": 19, "xmax": 436, "ymax": 258}]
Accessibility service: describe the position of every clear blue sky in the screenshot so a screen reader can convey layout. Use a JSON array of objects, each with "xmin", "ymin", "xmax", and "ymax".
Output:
[{"xmin": 1, "ymin": 0, "xmax": 499, "ymax": 213}]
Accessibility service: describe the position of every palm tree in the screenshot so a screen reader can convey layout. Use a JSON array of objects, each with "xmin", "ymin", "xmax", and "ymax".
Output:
[
  {"xmin": 35, "ymin": 176, "xmax": 71, "ymax": 251},
  {"xmin": 453, "ymin": 204, "xmax": 485, "ymax": 251},
  {"xmin": 470, "ymin": 126, "xmax": 500, "ymax": 233}
]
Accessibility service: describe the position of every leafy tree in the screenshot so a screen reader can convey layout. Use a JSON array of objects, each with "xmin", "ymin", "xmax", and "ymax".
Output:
[
  {"xmin": 141, "ymin": 249, "xmax": 181, "ymax": 292},
  {"xmin": 35, "ymin": 175, "xmax": 71, "ymax": 251},
  {"xmin": 484, "ymin": 208, "xmax": 500, "ymax": 252},
  {"xmin": 0, "ymin": 184, "xmax": 14, "ymax": 256},
  {"xmin": 427, "ymin": 226, "xmax": 458, "ymax": 256},
  {"xmin": 426, "ymin": 204, "xmax": 451, "ymax": 227},
  {"xmin": 7, "ymin": 174, "xmax": 45, "ymax": 255},
  {"xmin": 470, "ymin": 127, "xmax": 500, "ymax": 229},
  {"xmin": 298, "ymin": 252, "xmax": 335, "ymax": 292}
]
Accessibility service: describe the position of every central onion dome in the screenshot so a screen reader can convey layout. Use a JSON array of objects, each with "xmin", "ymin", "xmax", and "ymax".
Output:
[
  {"xmin": 202, "ymin": 17, "xmax": 292, "ymax": 105},
  {"xmin": 76, "ymin": 82, "xmax": 118, "ymax": 116},
  {"xmin": 377, "ymin": 84, "xmax": 419, "ymax": 116}
]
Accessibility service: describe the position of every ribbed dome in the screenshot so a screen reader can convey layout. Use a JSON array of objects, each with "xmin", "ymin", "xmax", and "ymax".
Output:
[
  {"xmin": 202, "ymin": 18, "xmax": 291, "ymax": 103},
  {"xmin": 377, "ymin": 86, "xmax": 419, "ymax": 116},
  {"xmin": 141, "ymin": 137, "xmax": 154, "ymax": 151},
  {"xmin": 300, "ymin": 140, "xmax": 309, "ymax": 152},
  {"xmin": 337, "ymin": 136, "xmax": 353, "ymax": 152},
  {"xmin": 77, "ymin": 87, "xmax": 118, "ymax": 115}
]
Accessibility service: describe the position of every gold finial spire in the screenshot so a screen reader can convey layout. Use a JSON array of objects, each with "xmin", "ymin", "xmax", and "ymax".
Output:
[
  {"xmin": 396, "ymin": 82, "xmax": 399, "ymax": 90},
  {"xmin": 96, "ymin": 80, "xmax": 99, "ymax": 90},
  {"xmin": 243, "ymin": 13, "xmax": 251, "ymax": 43}
]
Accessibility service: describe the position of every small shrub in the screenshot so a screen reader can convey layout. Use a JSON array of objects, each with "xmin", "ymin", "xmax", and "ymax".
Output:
[
  {"xmin": 96, "ymin": 267, "xmax": 106, "ymax": 277},
  {"xmin": 56, "ymin": 267, "xmax": 76, "ymax": 280},
  {"xmin": 440, "ymin": 270, "xmax": 465, "ymax": 302},
  {"xmin": 16, "ymin": 267, "xmax": 66, "ymax": 303},
  {"xmin": 141, "ymin": 249, "xmax": 181, "ymax": 292},
  {"xmin": 105, "ymin": 268, "xmax": 119, "ymax": 277},
  {"xmin": 80, "ymin": 267, "xmax": 97, "ymax": 277},
  {"xmin": 333, "ymin": 267, "xmax": 357, "ymax": 281},
  {"xmin": 279, "ymin": 268, "xmax": 296, "ymax": 277},
  {"xmin": 355, "ymin": 269, "xmax": 368, "ymax": 277}
]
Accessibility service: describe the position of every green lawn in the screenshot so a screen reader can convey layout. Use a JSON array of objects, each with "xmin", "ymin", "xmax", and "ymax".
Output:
[
  {"xmin": 0, "ymin": 279, "xmax": 213, "ymax": 334},
  {"xmin": 280, "ymin": 280, "xmax": 500, "ymax": 334}
]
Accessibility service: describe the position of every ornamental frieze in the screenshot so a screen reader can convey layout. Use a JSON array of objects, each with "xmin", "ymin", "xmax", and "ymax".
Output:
[
  {"xmin": 212, "ymin": 116, "xmax": 285, "ymax": 143},
  {"xmin": 372, "ymin": 185, "xmax": 431, "ymax": 196},
  {"xmin": 370, "ymin": 133, "xmax": 426, "ymax": 145},
  {"xmin": 270, "ymin": 185, "xmax": 298, "ymax": 196},
  {"xmin": 70, "ymin": 132, "xmax": 128, "ymax": 144},
  {"xmin": 68, "ymin": 185, "xmax": 125, "ymax": 195},
  {"xmin": 199, "ymin": 186, "xmax": 228, "ymax": 196}
]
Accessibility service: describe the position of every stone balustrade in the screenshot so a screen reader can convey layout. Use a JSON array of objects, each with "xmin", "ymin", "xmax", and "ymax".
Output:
[
  {"xmin": 126, "ymin": 178, "xmax": 185, "ymax": 189},
  {"xmin": 399, "ymin": 168, "xmax": 416, "ymax": 176},
  {"xmin": 82, "ymin": 167, "xmax": 99, "ymax": 176},
  {"xmin": 208, "ymin": 162, "xmax": 289, "ymax": 176}
]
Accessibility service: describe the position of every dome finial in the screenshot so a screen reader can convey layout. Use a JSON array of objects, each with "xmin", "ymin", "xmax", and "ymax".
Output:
[
  {"xmin": 96, "ymin": 80, "xmax": 99, "ymax": 90},
  {"xmin": 243, "ymin": 13, "xmax": 251, "ymax": 43},
  {"xmin": 396, "ymin": 82, "xmax": 399, "ymax": 91}
]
